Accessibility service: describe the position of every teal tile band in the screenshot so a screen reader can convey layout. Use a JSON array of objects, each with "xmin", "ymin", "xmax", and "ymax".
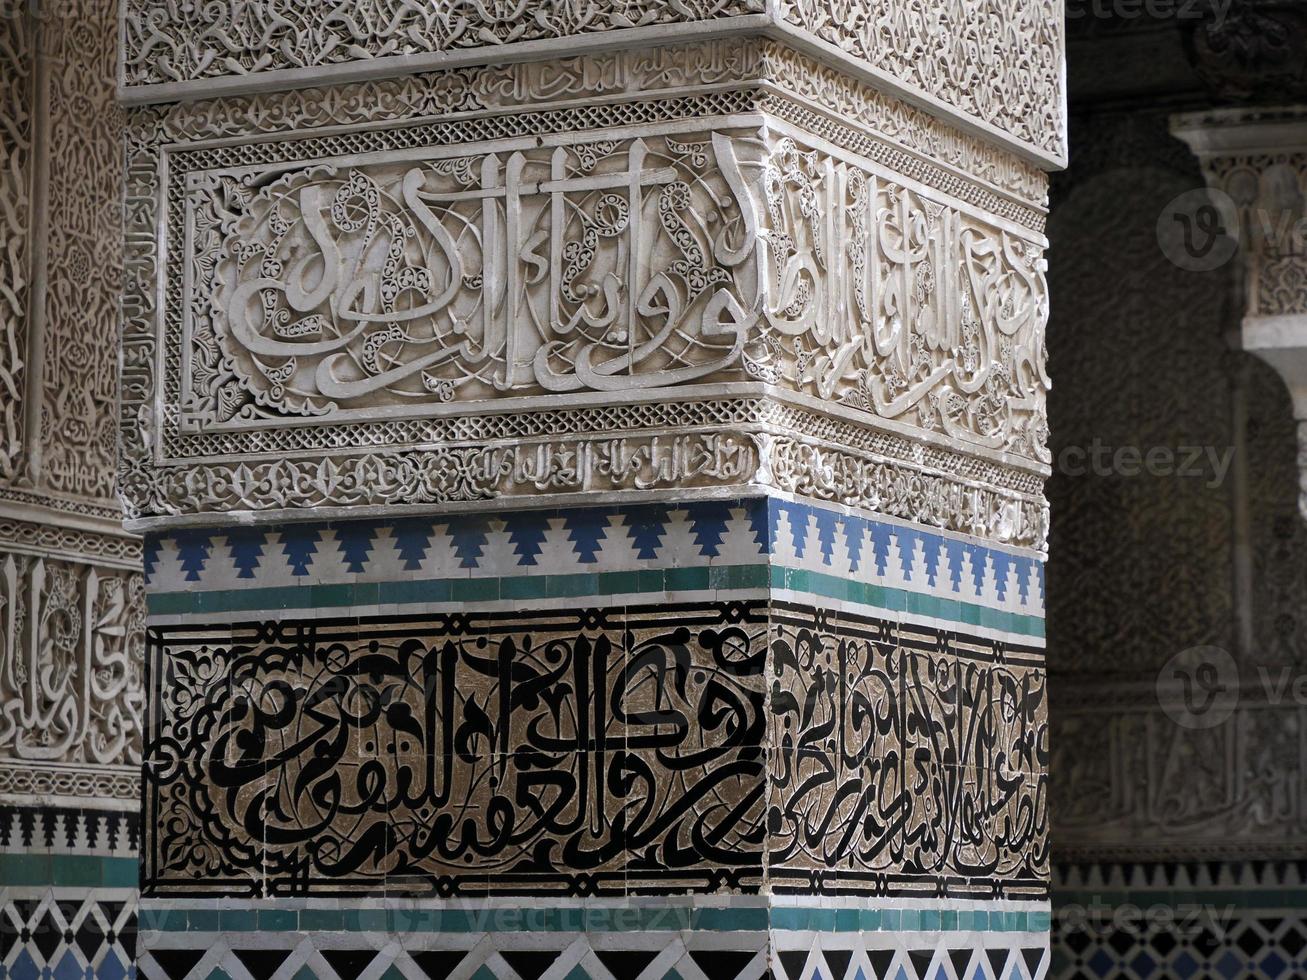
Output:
[
  {"xmin": 146, "ymin": 564, "xmax": 1044, "ymax": 637},
  {"xmin": 138, "ymin": 903, "xmax": 1048, "ymax": 934},
  {"xmin": 0, "ymin": 852, "xmax": 138, "ymax": 888}
]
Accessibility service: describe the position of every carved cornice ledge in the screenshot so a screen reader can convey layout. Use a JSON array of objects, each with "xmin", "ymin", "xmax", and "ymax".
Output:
[
  {"xmin": 1174, "ymin": 107, "xmax": 1307, "ymax": 518},
  {"xmin": 116, "ymin": 1, "xmax": 1067, "ymax": 167}
]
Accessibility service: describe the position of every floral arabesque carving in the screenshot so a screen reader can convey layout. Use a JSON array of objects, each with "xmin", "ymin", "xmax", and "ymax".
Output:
[
  {"xmin": 775, "ymin": 0, "xmax": 1065, "ymax": 158},
  {"xmin": 117, "ymin": 1, "xmax": 1065, "ymax": 163}
]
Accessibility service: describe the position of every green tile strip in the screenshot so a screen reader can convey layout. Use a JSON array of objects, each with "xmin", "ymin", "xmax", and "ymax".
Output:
[
  {"xmin": 139, "ymin": 905, "xmax": 1048, "ymax": 933},
  {"xmin": 0, "ymin": 853, "xmax": 137, "ymax": 888},
  {"xmin": 147, "ymin": 564, "xmax": 1043, "ymax": 637}
]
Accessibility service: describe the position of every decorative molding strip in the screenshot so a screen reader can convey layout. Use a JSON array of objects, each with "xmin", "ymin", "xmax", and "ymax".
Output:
[
  {"xmin": 134, "ymin": 923, "xmax": 1050, "ymax": 980},
  {"xmin": 116, "ymin": 2, "xmax": 1065, "ymax": 164},
  {"xmin": 0, "ymin": 516, "xmax": 141, "ymax": 568},
  {"xmin": 0, "ymin": 761, "xmax": 140, "ymax": 807}
]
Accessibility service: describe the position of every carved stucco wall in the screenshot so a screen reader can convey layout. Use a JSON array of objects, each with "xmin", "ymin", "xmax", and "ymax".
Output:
[
  {"xmin": 118, "ymin": 39, "xmax": 1054, "ymax": 554},
  {"xmin": 1044, "ymin": 106, "xmax": 1307, "ymax": 980},
  {"xmin": 0, "ymin": 0, "xmax": 143, "ymax": 807},
  {"xmin": 0, "ymin": 4, "xmax": 144, "ymax": 980}
]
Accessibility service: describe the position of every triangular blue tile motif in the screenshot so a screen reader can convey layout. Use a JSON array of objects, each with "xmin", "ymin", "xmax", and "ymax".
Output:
[
  {"xmin": 280, "ymin": 524, "xmax": 321, "ymax": 576},
  {"xmin": 445, "ymin": 515, "xmax": 490, "ymax": 569},
  {"xmin": 226, "ymin": 527, "xmax": 266, "ymax": 579},
  {"xmin": 335, "ymin": 521, "xmax": 378, "ymax": 573},
  {"xmin": 870, "ymin": 523, "xmax": 894, "ymax": 577},
  {"xmin": 174, "ymin": 530, "xmax": 212, "ymax": 582},
  {"xmin": 142, "ymin": 534, "xmax": 162, "ymax": 585},
  {"xmin": 1015, "ymin": 558, "xmax": 1031, "ymax": 606},
  {"xmin": 96, "ymin": 950, "xmax": 128, "ymax": 980},
  {"xmin": 564, "ymin": 509, "xmax": 609, "ymax": 563},
  {"xmin": 969, "ymin": 547, "xmax": 988, "ymax": 598},
  {"xmin": 623, "ymin": 504, "xmax": 670, "ymax": 560},
  {"xmin": 895, "ymin": 527, "xmax": 918, "ymax": 581},
  {"xmin": 945, "ymin": 539, "xmax": 966, "ymax": 593},
  {"xmin": 843, "ymin": 515, "xmax": 866, "ymax": 572},
  {"xmin": 782, "ymin": 502, "xmax": 810, "ymax": 559},
  {"xmin": 685, "ymin": 500, "xmax": 734, "ymax": 558},
  {"xmin": 391, "ymin": 518, "xmax": 435, "ymax": 570},
  {"xmin": 921, "ymin": 533, "xmax": 942, "ymax": 587},
  {"xmin": 505, "ymin": 511, "xmax": 552, "ymax": 566},
  {"xmin": 50, "ymin": 950, "xmax": 84, "ymax": 980},
  {"xmin": 812, "ymin": 507, "xmax": 839, "ymax": 566},
  {"xmin": 8, "ymin": 949, "xmax": 39, "ymax": 980},
  {"xmin": 763, "ymin": 497, "xmax": 783, "ymax": 555},
  {"xmin": 991, "ymin": 551, "xmax": 1011, "ymax": 602}
]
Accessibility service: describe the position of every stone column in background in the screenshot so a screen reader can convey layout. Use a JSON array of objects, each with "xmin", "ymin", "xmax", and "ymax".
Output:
[
  {"xmin": 1175, "ymin": 108, "xmax": 1307, "ymax": 519},
  {"xmin": 0, "ymin": 1, "xmax": 144, "ymax": 977},
  {"xmin": 116, "ymin": 4, "xmax": 1064, "ymax": 979}
]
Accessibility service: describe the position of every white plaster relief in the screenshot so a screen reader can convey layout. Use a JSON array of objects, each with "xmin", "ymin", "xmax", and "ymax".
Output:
[
  {"xmin": 0, "ymin": 2, "xmax": 145, "ymax": 806},
  {"xmin": 119, "ymin": 44, "xmax": 1052, "ymax": 551}
]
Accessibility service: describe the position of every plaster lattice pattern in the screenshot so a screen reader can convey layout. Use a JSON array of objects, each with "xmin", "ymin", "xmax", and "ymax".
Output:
[
  {"xmin": 36, "ymin": 4, "xmax": 124, "ymax": 503},
  {"xmin": 142, "ymin": 601, "xmax": 1047, "ymax": 899},
  {"xmin": 0, "ymin": 7, "xmax": 32, "ymax": 484},
  {"xmin": 119, "ymin": 48, "xmax": 1051, "ymax": 541},
  {"xmin": 116, "ymin": 0, "xmax": 1066, "ymax": 160}
]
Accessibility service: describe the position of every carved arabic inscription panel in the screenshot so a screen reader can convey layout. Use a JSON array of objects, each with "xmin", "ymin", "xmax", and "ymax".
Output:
[{"xmin": 171, "ymin": 120, "xmax": 1050, "ymax": 461}]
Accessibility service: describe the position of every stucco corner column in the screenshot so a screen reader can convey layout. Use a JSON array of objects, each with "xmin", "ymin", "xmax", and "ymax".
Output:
[
  {"xmin": 117, "ymin": 3, "xmax": 1065, "ymax": 979},
  {"xmin": 1174, "ymin": 107, "xmax": 1307, "ymax": 518}
]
